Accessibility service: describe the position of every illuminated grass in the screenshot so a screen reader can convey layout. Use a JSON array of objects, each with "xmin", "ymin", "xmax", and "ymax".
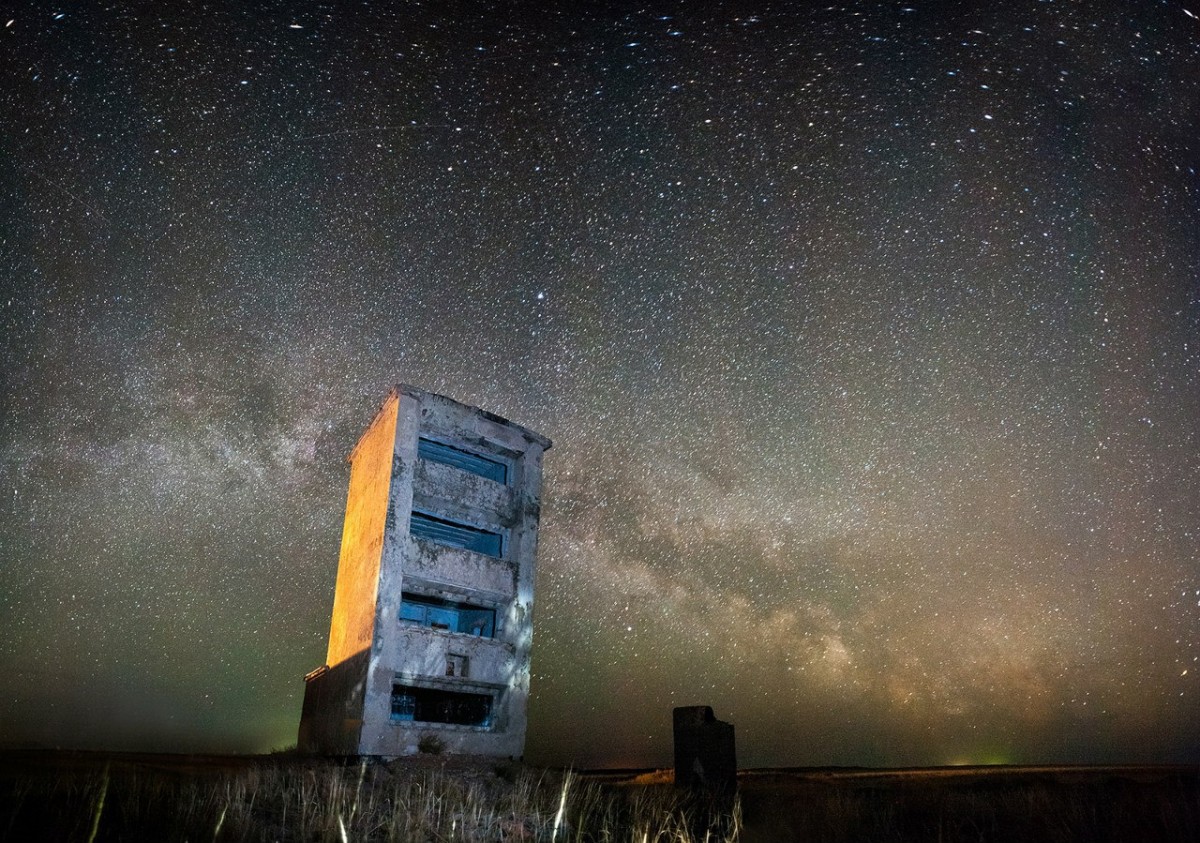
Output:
[
  {"xmin": 0, "ymin": 755, "xmax": 739, "ymax": 842},
  {"xmin": 1, "ymin": 755, "xmax": 1196, "ymax": 842}
]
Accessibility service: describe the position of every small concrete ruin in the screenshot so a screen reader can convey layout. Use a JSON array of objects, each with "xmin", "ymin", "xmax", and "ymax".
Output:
[
  {"xmin": 299, "ymin": 385, "xmax": 551, "ymax": 758},
  {"xmin": 673, "ymin": 705, "xmax": 737, "ymax": 793}
]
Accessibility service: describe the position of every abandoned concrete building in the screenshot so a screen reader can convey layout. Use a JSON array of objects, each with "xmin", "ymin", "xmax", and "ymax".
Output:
[{"xmin": 298, "ymin": 385, "xmax": 551, "ymax": 758}]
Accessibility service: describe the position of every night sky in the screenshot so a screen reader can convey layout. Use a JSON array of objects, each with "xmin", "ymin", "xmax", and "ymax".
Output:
[{"xmin": 3, "ymin": 0, "xmax": 1199, "ymax": 769}]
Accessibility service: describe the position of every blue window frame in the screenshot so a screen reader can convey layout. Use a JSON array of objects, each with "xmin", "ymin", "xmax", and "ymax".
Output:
[
  {"xmin": 410, "ymin": 511, "xmax": 504, "ymax": 558},
  {"xmin": 418, "ymin": 437, "xmax": 508, "ymax": 484},
  {"xmin": 399, "ymin": 592, "xmax": 496, "ymax": 638}
]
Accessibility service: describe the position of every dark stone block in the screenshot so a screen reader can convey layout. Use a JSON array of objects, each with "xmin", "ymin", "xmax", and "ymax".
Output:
[
  {"xmin": 298, "ymin": 650, "xmax": 370, "ymax": 755},
  {"xmin": 673, "ymin": 705, "xmax": 736, "ymax": 793}
]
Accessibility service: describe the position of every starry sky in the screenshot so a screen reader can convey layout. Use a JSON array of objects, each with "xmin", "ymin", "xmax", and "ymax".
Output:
[{"xmin": 2, "ymin": 0, "xmax": 1199, "ymax": 768}]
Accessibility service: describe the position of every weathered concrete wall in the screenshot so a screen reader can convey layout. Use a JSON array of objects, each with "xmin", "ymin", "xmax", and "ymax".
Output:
[
  {"xmin": 414, "ymin": 460, "xmax": 516, "ymax": 524},
  {"xmin": 325, "ymin": 393, "xmax": 398, "ymax": 666},
  {"xmin": 401, "ymin": 538, "xmax": 518, "ymax": 598},
  {"xmin": 506, "ymin": 436, "xmax": 545, "ymax": 755}
]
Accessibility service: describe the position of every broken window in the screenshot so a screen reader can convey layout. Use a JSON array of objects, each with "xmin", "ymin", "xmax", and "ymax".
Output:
[
  {"xmin": 391, "ymin": 684, "xmax": 493, "ymax": 727},
  {"xmin": 418, "ymin": 437, "xmax": 509, "ymax": 484},
  {"xmin": 445, "ymin": 653, "xmax": 468, "ymax": 677},
  {"xmin": 399, "ymin": 592, "xmax": 496, "ymax": 638},
  {"xmin": 410, "ymin": 511, "xmax": 504, "ymax": 558}
]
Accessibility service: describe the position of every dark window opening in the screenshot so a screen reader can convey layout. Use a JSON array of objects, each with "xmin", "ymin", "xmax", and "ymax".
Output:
[
  {"xmin": 410, "ymin": 511, "xmax": 503, "ymax": 558},
  {"xmin": 391, "ymin": 684, "xmax": 493, "ymax": 727},
  {"xmin": 418, "ymin": 437, "xmax": 508, "ymax": 484},
  {"xmin": 399, "ymin": 592, "xmax": 496, "ymax": 638}
]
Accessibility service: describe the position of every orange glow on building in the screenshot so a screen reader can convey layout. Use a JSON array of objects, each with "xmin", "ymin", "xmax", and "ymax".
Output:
[{"xmin": 325, "ymin": 391, "xmax": 399, "ymax": 666}]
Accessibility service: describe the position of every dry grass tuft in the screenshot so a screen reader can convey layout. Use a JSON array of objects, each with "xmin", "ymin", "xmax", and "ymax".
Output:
[{"xmin": 0, "ymin": 754, "xmax": 739, "ymax": 842}]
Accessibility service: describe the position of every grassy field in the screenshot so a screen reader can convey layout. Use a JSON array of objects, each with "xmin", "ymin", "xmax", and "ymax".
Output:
[
  {"xmin": 0, "ymin": 751, "xmax": 1196, "ymax": 841},
  {"xmin": 736, "ymin": 765, "xmax": 1200, "ymax": 842},
  {"xmin": 0, "ymin": 752, "xmax": 737, "ymax": 842}
]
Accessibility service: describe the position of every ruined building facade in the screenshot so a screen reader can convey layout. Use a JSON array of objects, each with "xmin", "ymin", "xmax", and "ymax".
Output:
[{"xmin": 298, "ymin": 386, "xmax": 551, "ymax": 757}]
